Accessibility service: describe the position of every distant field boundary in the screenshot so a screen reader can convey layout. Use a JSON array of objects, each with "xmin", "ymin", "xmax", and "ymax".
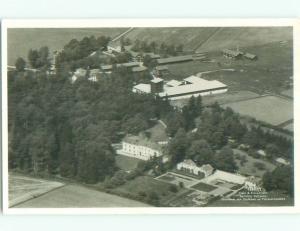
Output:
[
  {"xmin": 193, "ymin": 28, "xmax": 221, "ymax": 52},
  {"xmin": 10, "ymin": 184, "xmax": 66, "ymax": 208}
]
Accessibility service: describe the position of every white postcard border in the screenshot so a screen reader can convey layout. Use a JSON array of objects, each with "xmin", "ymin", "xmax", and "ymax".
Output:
[{"xmin": 2, "ymin": 18, "xmax": 300, "ymax": 214}]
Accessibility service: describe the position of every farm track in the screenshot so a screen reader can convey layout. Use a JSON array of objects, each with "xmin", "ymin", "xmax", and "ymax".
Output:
[
  {"xmin": 193, "ymin": 27, "xmax": 221, "ymax": 52},
  {"xmin": 277, "ymin": 119, "xmax": 293, "ymax": 128},
  {"xmin": 111, "ymin": 27, "xmax": 134, "ymax": 42}
]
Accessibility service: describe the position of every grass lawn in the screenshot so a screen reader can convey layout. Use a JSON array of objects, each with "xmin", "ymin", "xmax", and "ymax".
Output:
[
  {"xmin": 191, "ymin": 182, "xmax": 217, "ymax": 192},
  {"xmin": 233, "ymin": 149, "xmax": 276, "ymax": 178},
  {"xmin": 223, "ymin": 96, "xmax": 293, "ymax": 126},
  {"xmin": 114, "ymin": 176, "xmax": 179, "ymax": 200},
  {"xmin": 115, "ymin": 155, "xmax": 140, "ymax": 171}
]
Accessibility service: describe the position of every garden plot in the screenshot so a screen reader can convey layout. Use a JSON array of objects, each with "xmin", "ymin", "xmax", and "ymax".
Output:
[{"xmin": 156, "ymin": 172, "xmax": 200, "ymax": 188}]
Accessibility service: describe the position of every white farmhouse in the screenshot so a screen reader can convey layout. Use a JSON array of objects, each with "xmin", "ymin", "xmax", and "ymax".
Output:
[
  {"xmin": 120, "ymin": 135, "xmax": 163, "ymax": 161},
  {"xmin": 176, "ymin": 159, "xmax": 214, "ymax": 177}
]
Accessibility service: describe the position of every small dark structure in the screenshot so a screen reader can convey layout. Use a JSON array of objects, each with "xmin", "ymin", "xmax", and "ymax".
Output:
[
  {"xmin": 222, "ymin": 49, "xmax": 243, "ymax": 59},
  {"xmin": 243, "ymin": 52, "xmax": 257, "ymax": 60},
  {"xmin": 150, "ymin": 77, "xmax": 164, "ymax": 93}
]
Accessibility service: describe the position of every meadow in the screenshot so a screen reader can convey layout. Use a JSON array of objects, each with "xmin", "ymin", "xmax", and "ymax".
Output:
[
  {"xmin": 15, "ymin": 184, "xmax": 149, "ymax": 208},
  {"xmin": 223, "ymin": 96, "xmax": 293, "ymax": 126}
]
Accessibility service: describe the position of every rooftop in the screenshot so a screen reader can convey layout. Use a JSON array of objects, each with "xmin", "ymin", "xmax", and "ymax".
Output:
[
  {"xmin": 133, "ymin": 83, "xmax": 151, "ymax": 93},
  {"xmin": 155, "ymin": 65, "xmax": 169, "ymax": 71},
  {"xmin": 160, "ymin": 76, "xmax": 227, "ymax": 97},
  {"xmin": 101, "ymin": 62, "xmax": 141, "ymax": 70},
  {"xmin": 200, "ymin": 164, "xmax": 214, "ymax": 173},
  {"xmin": 157, "ymin": 55, "xmax": 193, "ymax": 64},
  {"xmin": 223, "ymin": 49, "xmax": 243, "ymax": 57},
  {"xmin": 132, "ymin": 66, "xmax": 148, "ymax": 72},
  {"xmin": 166, "ymin": 79, "xmax": 182, "ymax": 87},
  {"xmin": 181, "ymin": 159, "xmax": 197, "ymax": 167},
  {"xmin": 123, "ymin": 135, "xmax": 162, "ymax": 151},
  {"xmin": 244, "ymin": 52, "xmax": 257, "ymax": 59},
  {"xmin": 151, "ymin": 77, "xmax": 164, "ymax": 83}
]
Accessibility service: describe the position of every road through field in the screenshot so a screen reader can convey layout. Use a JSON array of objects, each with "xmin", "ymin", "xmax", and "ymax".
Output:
[{"xmin": 14, "ymin": 184, "xmax": 150, "ymax": 208}]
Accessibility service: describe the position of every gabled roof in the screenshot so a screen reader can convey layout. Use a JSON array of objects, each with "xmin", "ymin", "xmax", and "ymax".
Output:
[
  {"xmin": 200, "ymin": 164, "xmax": 214, "ymax": 173},
  {"xmin": 133, "ymin": 83, "xmax": 151, "ymax": 93},
  {"xmin": 166, "ymin": 79, "xmax": 182, "ymax": 87},
  {"xmin": 159, "ymin": 77, "xmax": 227, "ymax": 97},
  {"xmin": 244, "ymin": 52, "xmax": 257, "ymax": 59},
  {"xmin": 157, "ymin": 55, "xmax": 193, "ymax": 64},
  {"xmin": 151, "ymin": 77, "xmax": 164, "ymax": 83},
  {"xmin": 123, "ymin": 135, "xmax": 162, "ymax": 151},
  {"xmin": 182, "ymin": 159, "xmax": 197, "ymax": 167},
  {"xmin": 223, "ymin": 49, "xmax": 243, "ymax": 57}
]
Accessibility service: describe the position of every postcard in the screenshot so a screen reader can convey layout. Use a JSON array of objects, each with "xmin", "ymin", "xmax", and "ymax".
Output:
[{"xmin": 1, "ymin": 19, "xmax": 299, "ymax": 214}]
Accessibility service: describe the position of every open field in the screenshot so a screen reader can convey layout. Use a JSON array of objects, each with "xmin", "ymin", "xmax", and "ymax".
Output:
[
  {"xmin": 234, "ymin": 149, "xmax": 276, "ymax": 177},
  {"xmin": 120, "ymin": 27, "xmax": 291, "ymax": 53},
  {"xmin": 196, "ymin": 27, "xmax": 292, "ymax": 52},
  {"xmin": 9, "ymin": 173, "xmax": 65, "ymax": 207},
  {"xmin": 15, "ymin": 184, "xmax": 149, "ymax": 208},
  {"xmin": 223, "ymin": 96, "xmax": 293, "ymax": 126},
  {"xmin": 115, "ymin": 155, "xmax": 140, "ymax": 171},
  {"xmin": 167, "ymin": 60, "xmax": 219, "ymax": 79},
  {"xmin": 123, "ymin": 27, "xmax": 220, "ymax": 51},
  {"xmin": 7, "ymin": 28, "xmax": 128, "ymax": 65},
  {"xmin": 170, "ymin": 90, "xmax": 260, "ymax": 109}
]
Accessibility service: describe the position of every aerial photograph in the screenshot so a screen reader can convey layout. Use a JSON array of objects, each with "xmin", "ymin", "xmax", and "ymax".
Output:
[{"xmin": 5, "ymin": 25, "xmax": 294, "ymax": 208}]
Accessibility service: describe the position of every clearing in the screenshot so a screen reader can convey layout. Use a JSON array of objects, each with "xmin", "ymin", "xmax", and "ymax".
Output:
[
  {"xmin": 115, "ymin": 154, "xmax": 140, "ymax": 171},
  {"xmin": 222, "ymin": 95, "xmax": 293, "ymax": 126}
]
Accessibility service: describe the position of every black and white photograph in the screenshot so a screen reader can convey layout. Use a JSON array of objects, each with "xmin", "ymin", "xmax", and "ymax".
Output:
[{"xmin": 1, "ymin": 19, "xmax": 298, "ymax": 213}]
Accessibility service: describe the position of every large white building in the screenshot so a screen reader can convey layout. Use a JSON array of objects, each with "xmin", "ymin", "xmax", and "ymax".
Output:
[
  {"xmin": 132, "ymin": 75, "xmax": 228, "ymax": 100},
  {"xmin": 120, "ymin": 135, "xmax": 163, "ymax": 161},
  {"xmin": 177, "ymin": 159, "xmax": 214, "ymax": 177}
]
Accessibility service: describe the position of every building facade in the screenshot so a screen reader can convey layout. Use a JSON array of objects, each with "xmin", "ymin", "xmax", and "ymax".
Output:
[
  {"xmin": 177, "ymin": 159, "xmax": 214, "ymax": 177},
  {"xmin": 121, "ymin": 135, "xmax": 162, "ymax": 161}
]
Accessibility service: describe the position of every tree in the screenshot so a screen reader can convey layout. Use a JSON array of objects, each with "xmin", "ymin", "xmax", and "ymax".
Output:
[
  {"xmin": 263, "ymin": 166, "xmax": 293, "ymax": 196},
  {"xmin": 213, "ymin": 146, "xmax": 237, "ymax": 172},
  {"xmin": 168, "ymin": 128, "xmax": 189, "ymax": 164},
  {"xmin": 15, "ymin": 57, "xmax": 26, "ymax": 72},
  {"xmin": 187, "ymin": 139, "xmax": 214, "ymax": 166},
  {"xmin": 265, "ymin": 143, "xmax": 280, "ymax": 159},
  {"xmin": 28, "ymin": 49, "xmax": 39, "ymax": 68}
]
